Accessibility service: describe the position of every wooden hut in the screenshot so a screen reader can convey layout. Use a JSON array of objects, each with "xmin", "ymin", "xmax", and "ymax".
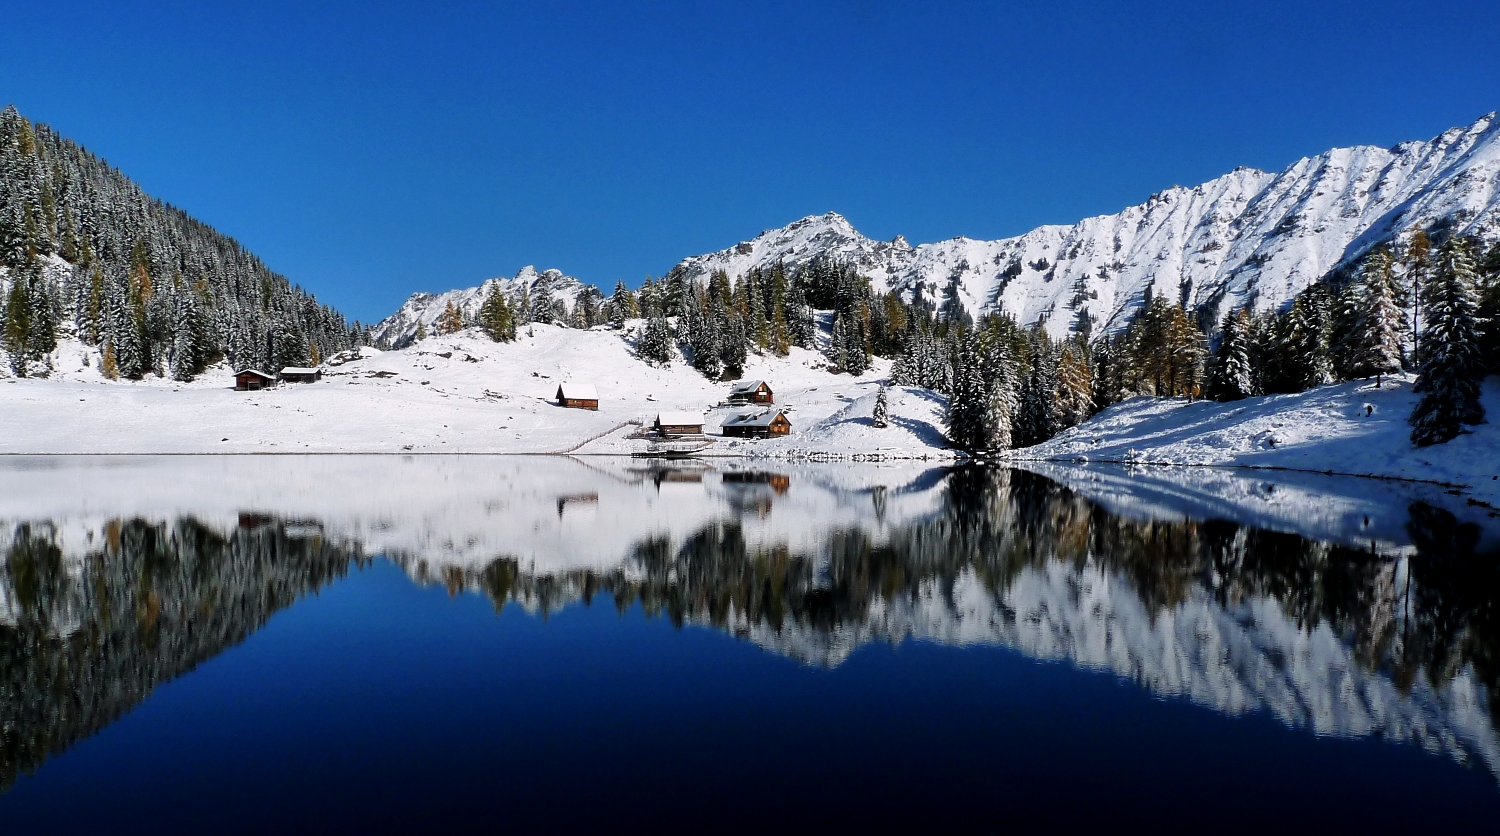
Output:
[
  {"xmin": 653, "ymin": 411, "xmax": 705, "ymax": 437},
  {"xmin": 721, "ymin": 409, "xmax": 791, "ymax": 439},
  {"xmin": 728, "ymin": 380, "xmax": 774, "ymax": 404},
  {"xmin": 279, "ymin": 366, "xmax": 323, "ymax": 384},
  {"xmin": 234, "ymin": 369, "xmax": 276, "ymax": 391},
  {"xmin": 555, "ymin": 383, "xmax": 600, "ymax": 410}
]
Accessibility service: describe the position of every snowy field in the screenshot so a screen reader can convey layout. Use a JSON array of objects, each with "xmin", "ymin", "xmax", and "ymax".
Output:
[
  {"xmin": 0, "ymin": 324, "xmax": 954, "ymax": 460},
  {"xmin": 1017, "ymin": 376, "xmax": 1500, "ymax": 509}
]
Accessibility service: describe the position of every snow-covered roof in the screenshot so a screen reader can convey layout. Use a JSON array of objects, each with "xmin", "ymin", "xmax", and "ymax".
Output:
[
  {"xmin": 557, "ymin": 383, "xmax": 599, "ymax": 400},
  {"xmin": 723, "ymin": 410, "xmax": 787, "ymax": 428},
  {"xmin": 730, "ymin": 380, "xmax": 769, "ymax": 394},
  {"xmin": 656, "ymin": 411, "xmax": 704, "ymax": 426},
  {"xmin": 280, "ymin": 366, "xmax": 320, "ymax": 375},
  {"xmin": 234, "ymin": 369, "xmax": 274, "ymax": 379}
]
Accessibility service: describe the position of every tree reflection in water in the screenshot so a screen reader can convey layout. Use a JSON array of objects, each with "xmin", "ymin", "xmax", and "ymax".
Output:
[{"xmin": 3, "ymin": 467, "xmax": 1498, "ymax": 791}]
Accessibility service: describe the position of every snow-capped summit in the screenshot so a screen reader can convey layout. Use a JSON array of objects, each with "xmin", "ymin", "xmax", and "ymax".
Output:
[
  {"xmin": 667, "ymin": 112, "xmax": 1500, "ymax": 337},
  {"xmin": 376, "ymin": 113, "xmax": 1500, "ymax": 343},
  {"xmin": 372, "ymin": 266, "xmax": 590, "ymax": 349}
]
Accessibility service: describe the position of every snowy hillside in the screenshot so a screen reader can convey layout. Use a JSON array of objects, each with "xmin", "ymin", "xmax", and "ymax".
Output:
[
  {"xmin": 669, "ymin": 113, "xmax": 1500, "ymax": 337},
  {"xmin": 1015, "ymin": 376, "xmax": 1500, "ymax": 508},
  {"xmin": 371, "ymin": 266, "xmax": 592, "ymax": 349},
  {"xmin": 0, "ymin": 325, "xmax": 948, "ymax": 457}
]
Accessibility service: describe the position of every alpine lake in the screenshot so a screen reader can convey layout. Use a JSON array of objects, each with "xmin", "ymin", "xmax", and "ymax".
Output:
[{"xmin": 2, "ymin": 454, "xmax": 1498, "ymax": 832}]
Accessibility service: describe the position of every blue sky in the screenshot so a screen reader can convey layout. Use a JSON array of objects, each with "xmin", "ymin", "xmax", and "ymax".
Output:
[{"xmin": 4, "ymin": 0, "xmax": 1499, "ymax": 323}]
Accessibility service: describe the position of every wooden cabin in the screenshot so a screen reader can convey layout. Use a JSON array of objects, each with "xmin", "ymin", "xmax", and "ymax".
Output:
[
  {"xmin": 279, "ymin": 366, "xmax": 323, "ymax": 384},
  {"xmin": 654, "ymin": 411, "xmax": 705, "ymax": 437},
  {"xmin": 556, "ymin": 383, "xmax": 600, "ymax": 410},
  {"xmin": 728, "ymin": 380, "xmax": 774, "ymax": 404},
  {"xmin": 234, "ymin": 369, "xmax": 276, "ymax": 391},
  {"xmin": 721, "ymin": 409, "xmax": 792, "ymax": 439}
]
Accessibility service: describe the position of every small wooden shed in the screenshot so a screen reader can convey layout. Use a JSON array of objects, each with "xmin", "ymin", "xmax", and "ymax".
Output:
[
  {"xmin": 280, "ymin": 366, "xmax": 323, "ymax": 384},
  {"xmin": 654, "ymin": 411, "xmax": 705, "ymax": 437},
  {"xmin": 556, "ymin": 383, "xmax": 600, "ymax": 410},
  {"xmin": 728, "ymin": 380, "xmax": 774, "ymax": 404},
  {"xmin": 721, "ymin": 409, "xmax": 792, "ymax": 439},
  {"xmin": 234, "ymin": 369, "xmax": 276, "ymax": 391}
]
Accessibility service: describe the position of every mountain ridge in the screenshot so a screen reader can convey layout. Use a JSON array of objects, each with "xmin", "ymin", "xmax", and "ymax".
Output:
[{"xmin": 376, "ymin": 112, "xmax": 1500, "ymax": 343}]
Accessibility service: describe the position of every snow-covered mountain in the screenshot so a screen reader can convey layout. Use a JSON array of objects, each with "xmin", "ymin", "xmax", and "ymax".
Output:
[
  {"xmin": 672, "ymin": 113, "xmax": 1500, "ymax": 336},
  {"xmin": 378, "ymin": 113, "xmax": 1500, "ymax": 341},
  {"xmin": 371, "ymin": 266, "xmax": 591, "ymax": 349}
]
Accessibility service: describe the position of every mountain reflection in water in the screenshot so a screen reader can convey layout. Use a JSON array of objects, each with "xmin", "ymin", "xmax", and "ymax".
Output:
[{"xmin": 2, "ymin": 458, "xmax": 1499, "ymax": 806}]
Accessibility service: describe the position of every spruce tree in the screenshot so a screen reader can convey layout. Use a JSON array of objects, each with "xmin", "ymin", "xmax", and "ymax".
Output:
[
  {"xmin": 945, "ymin": 334, "xmax": 991, "ymax": 453},
  {"xmin": 3, "ymin": 269, "xmax": 30, "ymax": 375},
  {"xmin": 872, "ymin": 386, "xmax": 889, "ymax": 428},
  {"xmin": 638, "ymin": 315, "xmax": 674, "ymax": 365},
  {"xmin": 1343, "ymin": 247, "xmax": 1406, "ymax": 387},
  {"xmin": 479, "ymin": 282, "xmax": 515, "ymax": 342},
  {"xmin": 1207, "ymin": 308, "xmax": 1255, "ymax": 401},
  {"xmin": 1410, "ymin": 236, "xmax": 1485, "ymax": 446}
]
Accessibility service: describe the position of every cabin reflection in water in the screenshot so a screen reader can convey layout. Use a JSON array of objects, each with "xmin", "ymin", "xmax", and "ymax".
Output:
[
  {"xmin": 3, "ymin": 467, "xmax": 1500, "ymax": 792},
  {"xmin": 721, "ymin": 471, "xmax": 792, "ymax": 516}
]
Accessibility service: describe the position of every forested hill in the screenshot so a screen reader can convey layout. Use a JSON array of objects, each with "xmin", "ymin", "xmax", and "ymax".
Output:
[{"xmin": 0, "ymin": 105, "xmax": 357, "ymax": 380}]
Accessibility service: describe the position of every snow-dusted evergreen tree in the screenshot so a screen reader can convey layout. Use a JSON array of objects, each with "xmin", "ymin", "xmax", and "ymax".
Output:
[
  {"xmin": 478, "ymin": 282, "xmax": 515, "ymax": 342},
  {"xmin": 637, "ymin": 314, "xmax": 674, "ymax": 366},
  {"xmin": 513, "ymin": 286, "xmax": 532, "ymax": 327},
  {"xmin": 1410, "ymin": 236, "xmax": 1485, "ymax": 446},
  {"xmin": 529, "ymin": 277, "xmax": 554, "ymax": 324},
  {"xmin": 944, "ymin": 333, "xmax": 991, "ymax": 453},
  {"xmin": 872, "ymin": 386, "xmax": 889, "ymax": 428},
  {"xmin": 785, "ymin": 278, "xmax": 816, "ymax": 349},
  {"xmin": 1207, "ymin": 308, "xmax": 1255, "ymax": 401},
  {"xmin": 832, "ymin": 309, "xmax": 870, "ymax": 375},
  {"xmin": 608, "ymin": 280, "xmax": 637, "ymax": 328},
  {"xmin": 1015, "ymin": 337, "xmax": 1060, "ymax": 448},
  {"xmin": 690, "ymin": 299, "xmax": 722, "ymax": 379},
  {"xmin": 1341, "ymin": 247, "xmax": 1406, "ymax": 387},
  {"xmin": 170, "ymin": 290, "xmax": 214, "ymax": 381}
]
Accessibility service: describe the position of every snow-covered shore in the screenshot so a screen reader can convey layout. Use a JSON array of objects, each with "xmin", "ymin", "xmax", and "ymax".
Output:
[
  {"xmin": 1015, "ymin": 376, "xmax": 1500, "ymax": 508},
  {"xmin": 0, "ymin": 325, "xmax": 956, "ymax": 460}
]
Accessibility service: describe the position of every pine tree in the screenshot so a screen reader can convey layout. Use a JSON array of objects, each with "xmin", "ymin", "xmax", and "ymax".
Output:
[
  {"xmin": 609, "ymin": 280, "xmax": 637, "ymax": 328},
  {"xmin": 786, "ymin": 279, "xmax": 816, "ymax": 348},
  {"xmin": 1207, "ymin": 308, "xmax": 1255, "ymax": 401},
  {"xmin": 638, "ymin": 314, "xmax": 674, "ymax": 365},
  {"xmin": 479, "ymin": 282, "xmax": 515, "ymax": 342},
  {"xmin": 1410, "ymin": 236, "xmax": 1485, "ymax": 446},
  {"xmin": 945, "ymin": 334, "xmax": 991, "ymax": 453},
  {"xmin": 530, "ymin": 278, "xmax": 555, "ymax": 324},
  {"xmin": 690, "ymin": 303, "xmax": 722, "ymax": 379},
  {"xmin": 872, "ymin": 386, "xmax": 889, "ymax": 428},
  {"xmin": 3, "ymin": 268, "xmax": 31, "ymax": 376},
  {"xmin": 1342, "ymin": 247, "xmax": 1406, "ymax": 387}
]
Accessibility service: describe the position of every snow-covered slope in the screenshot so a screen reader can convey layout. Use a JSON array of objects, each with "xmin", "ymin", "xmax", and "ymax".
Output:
[
  {"xmin": 0, "ymin": 326, "xmax": 943, "ymax": 457},
  {"xmin": 1015, "ymin": 376, "xmax": 1500, "ymax": 508},
  {"xmin": 371, "ymin": 266, "xmax": 591, "ymax": 349},
  {"xmin": 670, "ymin": 114, "xmax": 1500, "ymax": 336}
]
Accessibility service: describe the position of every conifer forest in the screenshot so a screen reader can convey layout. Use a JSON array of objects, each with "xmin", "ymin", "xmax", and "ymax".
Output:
[{"xmin": 0, "ymin": 107, "xmax": 358, "ymax": 382}]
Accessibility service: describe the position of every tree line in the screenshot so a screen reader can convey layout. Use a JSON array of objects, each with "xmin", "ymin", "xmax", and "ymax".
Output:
[
  {"xmin": 0, "ymin": 106, "xmax": 360, "ymax": 381},
  {"xmin": 921, "ymin": 229, "xmax": 1500, "ymax": 453}
]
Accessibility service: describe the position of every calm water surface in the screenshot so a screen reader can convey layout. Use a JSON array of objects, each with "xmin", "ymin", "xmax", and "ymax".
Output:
[{"xmin": 1, "ymin": 456, "xmax": 1498, "ymax": 832}]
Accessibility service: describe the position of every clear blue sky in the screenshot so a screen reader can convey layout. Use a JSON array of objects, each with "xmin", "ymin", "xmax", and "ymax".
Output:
[{"xmin": 4, "ymin": 1, "xmax": 1499, "ymax": 323}]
